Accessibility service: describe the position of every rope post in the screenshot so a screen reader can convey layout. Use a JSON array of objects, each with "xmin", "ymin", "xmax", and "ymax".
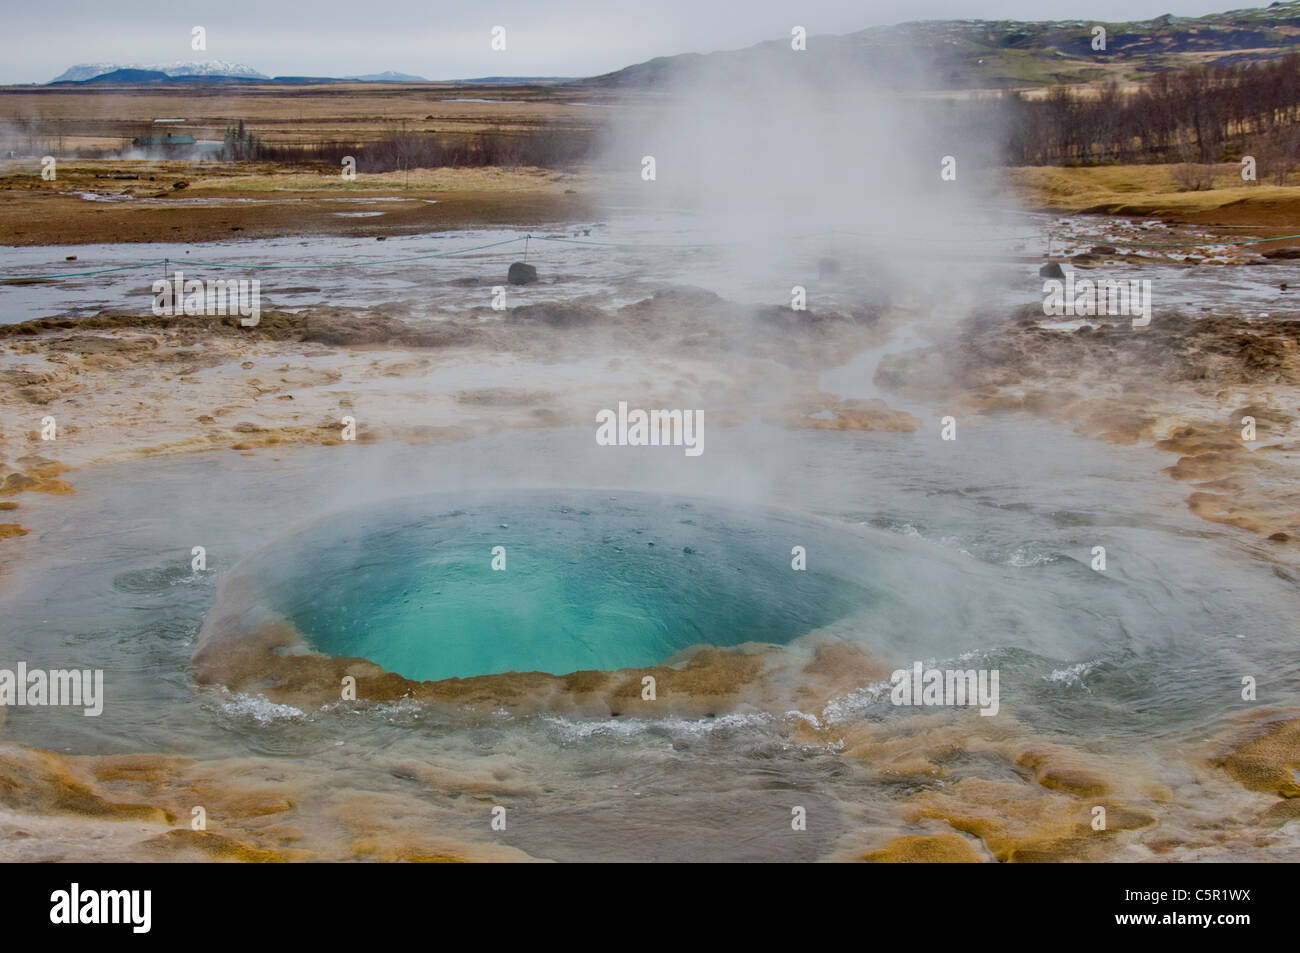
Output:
[
  {"xmin": 523, "ymin": 235, "xmax": 530, "ymax": 263},
  {"xmin": 163, "ymin": 256, "xmax": 168, "ymax": 278}
]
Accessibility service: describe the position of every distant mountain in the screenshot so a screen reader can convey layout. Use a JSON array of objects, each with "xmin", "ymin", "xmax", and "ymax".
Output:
[
  {"xmin": 578, "ymin": 0, "xmax": 1300, "ymax": 90},
  {"xmin": 61, "ymin": 69, "xmax": 270, "ymax": 87},
  {"xmin": 45, "ymin": 63, "xmax": 566, "ymax": 86},
  {"xmin": 50, "ymin": 61, "xmax": 268, "ymax": 83},
  {"xmin": 345, "ymin": 71, "xmax": 428, "ymax": 82},
  {"xmin": 83, "ymin": 69, "xmax": 176, "ymax": 84}
]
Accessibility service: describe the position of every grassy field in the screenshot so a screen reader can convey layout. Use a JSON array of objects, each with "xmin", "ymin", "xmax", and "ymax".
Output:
[
  {"xmin": 1004, "ymin": 164, "xmax": 1300, "ymax": 225},
  {"xmin": 0, "ymin": 158, "xmax": 601, "ymax": 245}
]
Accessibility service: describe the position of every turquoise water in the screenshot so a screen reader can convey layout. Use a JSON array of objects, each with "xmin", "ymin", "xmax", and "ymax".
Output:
[
  {"xmin": 13, "ymin": 425, "xmax": 1297, "ymax": 760},
  {"xmin": 238, "ymin": 492, "xmax": 882, "ymax": 681}
]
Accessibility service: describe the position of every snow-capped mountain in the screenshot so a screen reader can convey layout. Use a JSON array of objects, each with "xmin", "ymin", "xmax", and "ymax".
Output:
[{"xmin": 50, "ymin": 61, "xmax": 268, "ymax": 83}]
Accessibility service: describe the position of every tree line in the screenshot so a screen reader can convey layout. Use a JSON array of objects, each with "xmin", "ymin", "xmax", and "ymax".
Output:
[{"xmin": 1002, "ymin": 53, "xmax": 1300, "ymax": 177}]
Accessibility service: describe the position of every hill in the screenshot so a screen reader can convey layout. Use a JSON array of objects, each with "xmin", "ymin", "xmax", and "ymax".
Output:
[{"xmin": 578, "ymin": 1, "xmax": 1300, "ymax": 90}]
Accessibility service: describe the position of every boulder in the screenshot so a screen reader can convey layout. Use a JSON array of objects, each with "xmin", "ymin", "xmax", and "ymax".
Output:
[
  {"xmin": 1038, "ymin": 261, "xmax": 1066, "ymax": 279},
  {"xmin": 507, "ymin": 262, "xmax": 538, "ymax": 285}
]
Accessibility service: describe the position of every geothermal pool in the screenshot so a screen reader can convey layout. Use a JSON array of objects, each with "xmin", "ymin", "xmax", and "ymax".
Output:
[
  {"xmin": 3, "ymin": 414, "xmax": 1297, "ymax": 859},
  {"xmin": 6, "ymin": 418, "xmax": 1296, "ymax": 736},
  {"xmin": 212, "ymin": 492, "xmax": 881, "ymax": 681}
]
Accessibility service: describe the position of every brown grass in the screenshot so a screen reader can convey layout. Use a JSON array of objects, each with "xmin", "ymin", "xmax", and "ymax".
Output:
[{"xmin": 1002, "ymin": 163, "xmax": 1300, "ymax": 225}]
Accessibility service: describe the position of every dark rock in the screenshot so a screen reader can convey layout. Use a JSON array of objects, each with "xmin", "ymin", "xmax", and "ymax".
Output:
[
  {"xmin": 508, "ymin": 262, "xmax": 538, "ymax": 285},
  {"xmin": 1039, "ymin": 261, "xmax": 1066, "ymax": 279},
  {"xmin": 1090, "ymin": 244, "xmax": 1117, "ymax": 255}
]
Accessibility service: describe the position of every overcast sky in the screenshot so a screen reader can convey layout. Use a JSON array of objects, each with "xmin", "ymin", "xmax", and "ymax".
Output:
[{"xmin": 6, "ymin": 1, "xmax": 1250, "ymax": 83}]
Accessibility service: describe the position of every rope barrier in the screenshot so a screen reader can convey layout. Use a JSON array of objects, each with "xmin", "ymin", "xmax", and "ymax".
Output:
[
  {"xmin": 0, "ymin": 232, "xmax": 715, "ymax": 285},
  {"xmin": 6, "ymin": 223, "xmax": 1298, "ymax": 285},
  {"xmin": 531, "ymin": 235, "xmax": 719, "ymax": 249},
  {"xmin": 0, "ymin": 237, "xmax": 530, "ymax": 283},
  {"xmin": 829, "ymin": 228, "xmax": 1045, "ymax": 244},
  {"xmin": 0, "ymin": 260, "xmax": 169, "ymax": 283},
  {"xmin": 180, "ymin": 236, "xmax": 530, "ymax": 270}
]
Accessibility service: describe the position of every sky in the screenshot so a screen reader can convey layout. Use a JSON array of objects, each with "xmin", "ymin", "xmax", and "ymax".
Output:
[{"xmin": 4, "ymin": 0, "xmax": 1261, "ymax": 84}]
